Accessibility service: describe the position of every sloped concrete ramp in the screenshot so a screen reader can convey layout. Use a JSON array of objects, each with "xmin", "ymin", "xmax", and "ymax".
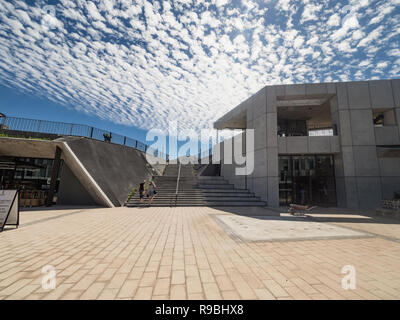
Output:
[{"xmin": 59, "ymin": 137, "xmax": 156, "ymax": 207}]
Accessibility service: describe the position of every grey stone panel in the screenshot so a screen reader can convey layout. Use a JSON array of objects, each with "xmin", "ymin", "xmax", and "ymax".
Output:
[
  {"xmin": 341, "ymin": 146, "xmax": 356, "ymax": 177},
  {"xmin": 335, "ymin": 177, "xmax": 347, "ymax": 207},
  {"xmin": 286, "ymin": 137, "xmax": 308, "ymax": 154},
  {"xmin": 266, "ymin": 86, "xmax": 277, "ymax": 113},
  {"xmin": 221, "ymin": 163, "xmax": 234, "ymax": 178},
  {"xmin": 253, "ymin": 176, "xmax": 268, "ymax": 201},
  {"xmin": 278, "ymin": 137, "xmax": 287, "ymax": 153},
  {"xmin": 308, "ymin": 136, "xmax": 331, "ymax": 153},
  {"xmin": 337, "ymin": 82, "xmax": 349, "ymax": 109},
  {"xmin": 266, "ymin": 147, "xmax": 278, "ymax": 177},
  {"xmin": 247, "ymin": 117, "xmax": 254, "ymax": 131},
  {"xmin": 349, "ymin": 109, "xmax": 375, "ymax": 145},
  {"xmin": 285, "ymin": 84, "xmax": 306, "ymax": 96},
  {"xmin": 327, "ymin": 83, "xmax": 337, "ymax": 95},
  {"xmin": 245, "ymin": 96, "xmax": 255, "ymax": 123},
  {"xmin": 253, "ymin": 114, "xmax": 267, "ymax": 151},
  {"xmin": 330, "ymin": 96, "xmax": 339, "ymax": 114},
  {"xmin": 356, "ymin": 177, "xmax": 382, "ymax": 209},
  {"xmin": 374, "ymin": 126, "xmax": 400, "ymax": 145},
  {"xmin": 306, "ymin": 83, "xmax": 328, "ymax": 95},
  {"xmin": 253, "ymin": 88, "xmax": 267, "ymax": 119},
  {"xmin": 253, "ymin": 148, "xmax": 267, "ymax": 178},
  {"xmin": 379, "ymin": 157, "xmax": 400, "ymax": 177},
  {"xmin": 275, "ymin": 85, "xmax": 285, "ymax": 97},
  {"xmin": 247, "ymin": 176, "xmax": 254, "ymax": 194},
  {"xmin": 380, "ymin": 177, "xmax": 400, "ymax": 199},
  {"xmin": 267, "ymin": 176, "xmax": 280, "ymax": 207},
  {"xmin": 392, "ymin": 80, "xmax": 400, "ymax": 108},
  {"xmin": 353, "ymin": 146, "xmax": 380, "ymax": 177},
  {"xmin": 369, "ymin": 80, "xmax": 395, "ymax": 108},
  {"xmin": 229, "ymin": 176, "xmax": 246, "ymax": 190},
  {"xmin": 338, "ymin": 110, "xmax": 353, "ymax": 146},
  {"xmin": 266, "ymin": 113, "xmax": 278, "ymax": 147},
  {"xmin": 347, "ymin": 81, "xmax": 371, "ymax": 109},
  {"xmin": 334, "ymin": 154, "xmax": 344, "ymax": 177},
  {"xmin": 383, "ymin": 109, "xmax": 396, "ymax": 125},
  {"xmin": 344, "ymin": 177, "xmax": 359, "ymax": 208},
  {"xmin": 330, "ymin": 136, "xmax": 340, "ymax": 153}
]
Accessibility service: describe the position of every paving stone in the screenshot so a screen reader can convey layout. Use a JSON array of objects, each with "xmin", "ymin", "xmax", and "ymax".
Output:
[{"xmin": 0, "ymin": 206, "xmax": 399, "ymax": 300}]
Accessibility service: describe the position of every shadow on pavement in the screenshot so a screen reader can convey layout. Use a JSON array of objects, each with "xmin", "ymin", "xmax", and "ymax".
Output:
[{"xmin": 212, "ymin": 206, "xmax": 400, "ymax": 225}]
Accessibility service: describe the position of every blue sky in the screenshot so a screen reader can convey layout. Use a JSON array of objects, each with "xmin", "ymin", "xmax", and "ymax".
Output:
[{"xmin": 0, "ymin": 0, "xmax": 399, "ymax": 149}]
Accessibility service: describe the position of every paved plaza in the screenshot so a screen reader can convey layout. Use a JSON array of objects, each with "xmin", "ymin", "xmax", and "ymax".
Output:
[{"xmin": 1, "ymin": 206, "xmax": 400, "ymax": 300}]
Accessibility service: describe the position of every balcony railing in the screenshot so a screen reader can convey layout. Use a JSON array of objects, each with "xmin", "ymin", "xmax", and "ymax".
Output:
[{"xmin": 0, "ymin": 115, "xmax": 165, "ymax": 159}]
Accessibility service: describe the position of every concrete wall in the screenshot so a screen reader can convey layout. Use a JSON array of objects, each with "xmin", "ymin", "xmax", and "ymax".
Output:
[
  {"xmin": 57, "ymin": 164, "xmax": 98, "ymax": 206},
  {"xmin": 278, "ymin": 136, "xmax": 340, "ymax": 154},
  {"xmin": 335, "ymin": 79, "xmax": 400, "ymax": 209},
  {"xmin": 0, "ymin": 137, "xmax": 57, "ymax": 158}
]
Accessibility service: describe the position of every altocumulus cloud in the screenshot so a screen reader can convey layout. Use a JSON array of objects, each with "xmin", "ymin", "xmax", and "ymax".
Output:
[{"xmin": 0, "ymin": 0, "xmax": 399, "ymax": 132}]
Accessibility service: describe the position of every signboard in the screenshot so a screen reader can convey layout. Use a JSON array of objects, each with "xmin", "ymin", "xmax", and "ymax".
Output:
[{"xmin": 0, "ymin": 190, "xmax": 19, "ymax": 232}]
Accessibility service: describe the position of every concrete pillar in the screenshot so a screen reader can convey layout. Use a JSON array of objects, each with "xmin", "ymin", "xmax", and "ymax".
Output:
[
  {"xmin": 46, "ymin": 146, "xmax": 62, "ymax": 207},
  {"xmin": 266, "ymin": 86, "xmax": 279, "ymax": 207},
  {"xmin": 383, "ymin": 109, "xmax": 396, "ymax": 125}
]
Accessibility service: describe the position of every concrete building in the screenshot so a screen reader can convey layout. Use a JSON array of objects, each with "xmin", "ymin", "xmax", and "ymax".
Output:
[{"xmin": 214, "ymin": 79, "xmax": 400, "ymax": 209}]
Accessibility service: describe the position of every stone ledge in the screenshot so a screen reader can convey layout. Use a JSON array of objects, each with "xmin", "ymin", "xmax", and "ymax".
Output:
[{"xmin": 376, "ymin": 208, "xmax": 400, "ymax": 220}]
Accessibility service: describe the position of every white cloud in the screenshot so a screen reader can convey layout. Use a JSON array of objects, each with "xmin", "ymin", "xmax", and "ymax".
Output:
[
  {"xmin": 0, "ymin": 0, "xmax": 397, "ymax": 134},
  {"xmin": 86, "ymin": 2, "xmax": 104, "ymax": 21},
  {"xmin": 301, "ymin": 3, "xmax": 322, "ymax": 23},
  {"xmin": 327, "ymin": 14, "xmax": 340, "ymax": 27},
  {"xmin": 214, "ymin": 0, "xmax": 229, "ymax": 7},
  {"xmin": 358, "ymin": 26, "xmax": 384, "ymax": 47},
  {"xmin": 276, "ymin": 0, "xmax": 291, "ymax": 11}
]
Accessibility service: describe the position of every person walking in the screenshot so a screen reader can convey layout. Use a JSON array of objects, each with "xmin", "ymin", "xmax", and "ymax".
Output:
[
  {"xmin": 139, "ymin": 179, "xmax": 146, "ymax": 205},
  {"xmin": 147, "ymin": 180, "xmax": 157, "ymax": 206}
]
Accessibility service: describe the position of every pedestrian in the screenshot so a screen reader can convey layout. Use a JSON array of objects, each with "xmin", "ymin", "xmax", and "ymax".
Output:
[
  {"xmin": 139, "ymin": 179, "xmax": 146, "ymax": 205},
  {"xmin": 147, "ymin": 180, "xmax": 157, "ymax": 206}
]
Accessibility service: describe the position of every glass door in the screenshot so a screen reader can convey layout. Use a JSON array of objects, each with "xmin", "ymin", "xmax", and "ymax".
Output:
[{"xmin": 279, "ymin": 155, "xmax": 337, "ymax": 206}]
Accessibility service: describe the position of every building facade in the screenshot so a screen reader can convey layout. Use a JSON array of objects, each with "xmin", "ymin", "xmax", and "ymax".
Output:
[{"xmin": 214, "ymin": 79, "xmax": 400, "ymax": 209}]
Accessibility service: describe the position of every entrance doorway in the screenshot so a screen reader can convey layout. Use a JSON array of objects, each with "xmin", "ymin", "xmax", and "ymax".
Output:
[{"xmin": 279, "ymin": 155, "xmax": 337, "ymax": 206}]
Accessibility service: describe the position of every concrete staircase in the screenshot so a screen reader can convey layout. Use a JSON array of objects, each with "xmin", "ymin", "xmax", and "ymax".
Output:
[{"xmin": 126, "ymin": 164, "xmax": 266, "ymax": 207}]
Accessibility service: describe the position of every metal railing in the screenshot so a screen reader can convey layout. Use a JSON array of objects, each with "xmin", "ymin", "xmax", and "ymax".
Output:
[
  {"xmin": 174, "ymin": 162, "xmax": 182, "ymax": 206},
  {"xmin": 0, "ymin": 115, "xmax": 166, "ymax": 159}
]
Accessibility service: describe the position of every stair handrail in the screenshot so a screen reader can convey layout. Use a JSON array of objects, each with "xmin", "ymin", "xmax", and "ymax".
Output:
[{"xmin": 174, "ymin": 162, "xmax": 182, "ymax": 206}]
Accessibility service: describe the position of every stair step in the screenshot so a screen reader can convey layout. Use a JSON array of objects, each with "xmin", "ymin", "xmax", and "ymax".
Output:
[
  {"xmin": 195, "ymin": 180, "xmax": 228, "ymax": 184},
  {"xmin": 127, "ymin": 202, "xmax": 266, "ymax": 207},
  {"xmin": 197, "ymin": 184, "xmax": 234, "ymax": 189},
  {"xmin": 127, "ymin": 165, "xmax": 265, "ymax": 207},
  {"xmin": 197, "ymin": 176, "xmax": 225, "ymax": 180}
]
